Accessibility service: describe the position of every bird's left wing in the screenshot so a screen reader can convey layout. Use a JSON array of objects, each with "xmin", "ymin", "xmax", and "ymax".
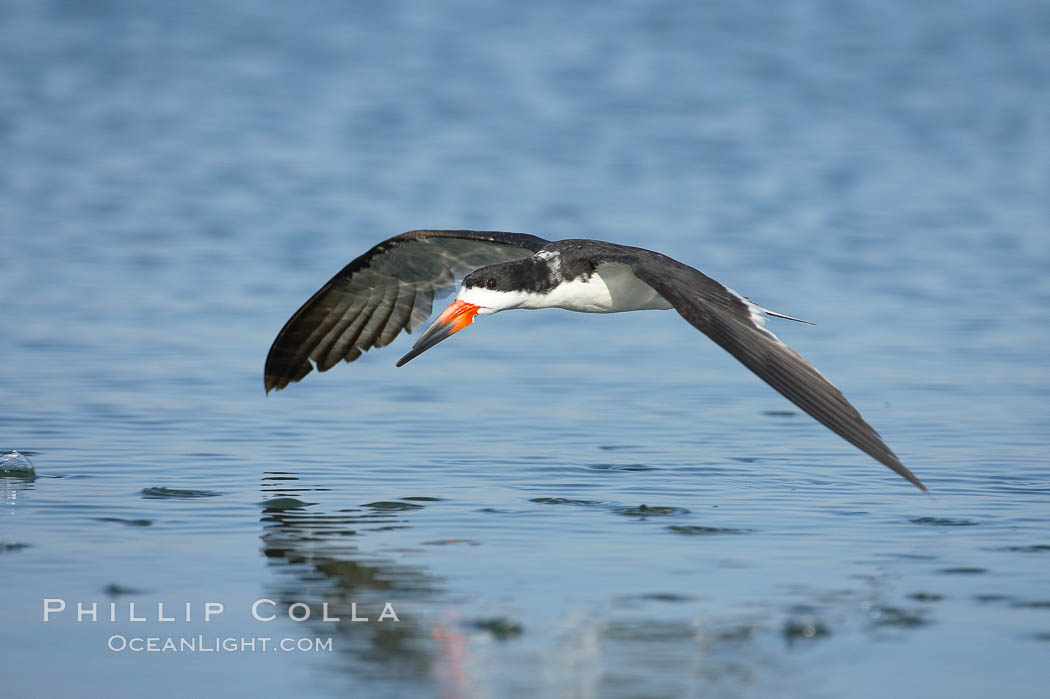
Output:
[
  {"xmin": 603, "ymin": 247, "xmax": 925, "ymax": 491},
  {"xmin": 265, "ymin": 230, "xmax": 548, "ymax": 392}
]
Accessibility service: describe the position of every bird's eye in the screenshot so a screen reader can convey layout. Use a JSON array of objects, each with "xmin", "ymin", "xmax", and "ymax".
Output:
[{"xmin": 486, "ymin": 278, "xmax": 497, "ymax": 289}]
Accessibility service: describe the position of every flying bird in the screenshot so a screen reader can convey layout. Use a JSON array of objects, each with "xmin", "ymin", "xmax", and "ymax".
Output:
[{"xmin": 265, "ymin": 230, "xmax": 925, "ymax": 491}]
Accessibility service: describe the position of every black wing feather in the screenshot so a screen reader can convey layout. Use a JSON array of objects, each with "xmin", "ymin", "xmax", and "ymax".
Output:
[
  {"xmin": 618, "ymin": 248, "xmax": 926, "ymax": 491},
  {"xmin": 265, "ymin": 230, "xmax": 548, "ymax": 392}
]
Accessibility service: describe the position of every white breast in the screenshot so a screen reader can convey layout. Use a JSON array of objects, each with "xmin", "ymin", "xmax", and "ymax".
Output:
[
  {"xmin": 543, "ymin": 262, "xmax": 671, "ymax": 313},
  {"xmin": 458, "ymin": 262, "xmax": 671, "ymax": 314}
]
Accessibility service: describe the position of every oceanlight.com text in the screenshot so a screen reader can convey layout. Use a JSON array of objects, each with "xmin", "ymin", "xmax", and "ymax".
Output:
[{"xmin": 107, "ymin": 635, "xmax": 333, "ymax": 653}]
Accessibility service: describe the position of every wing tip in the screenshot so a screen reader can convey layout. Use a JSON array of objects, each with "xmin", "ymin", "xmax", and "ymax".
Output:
[
  {"xmin": 906, "ymin": 472, "xmax": 929, "ymax": 493},
  {"xmin": 263, "ymin": 360, "xmax": 314, "ymax": 394},
  {"xmin": 876, "ymin": 451, "xmax": 927, "ymax": 492},
  {"xmin": 904, "ymin": 472, "xmax": 929, "ymax": 493}
]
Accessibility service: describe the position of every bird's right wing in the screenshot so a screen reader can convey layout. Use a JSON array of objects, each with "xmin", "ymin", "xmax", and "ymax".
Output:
[
  {"xmin": 265, "ymin": 230, "xmax": 549, "ymax": 392},
  {"xmin": 618, "ymin": 249, "xmax": 925, "ymax": 491}
]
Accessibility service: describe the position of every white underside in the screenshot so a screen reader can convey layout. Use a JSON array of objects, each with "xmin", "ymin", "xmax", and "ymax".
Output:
[{"xmin": 457, "ymin": 262, "xmax": 672, "ymax": 314}]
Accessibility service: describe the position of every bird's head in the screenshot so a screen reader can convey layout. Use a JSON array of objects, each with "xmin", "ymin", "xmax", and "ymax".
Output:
[{"xmin": 395, "ymin": 261, "xmax": 537, "ymax": 366}]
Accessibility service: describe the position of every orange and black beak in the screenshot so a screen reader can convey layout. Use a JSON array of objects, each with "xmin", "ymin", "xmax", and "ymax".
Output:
[{"xmin": 396, "ymin": 300, "xmax": 481, "ymax": 367}]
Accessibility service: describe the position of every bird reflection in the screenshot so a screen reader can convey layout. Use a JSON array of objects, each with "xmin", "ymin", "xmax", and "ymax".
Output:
[{"xmin": 258, "ymin": 471, "xmax": 456, "ymax": 692}]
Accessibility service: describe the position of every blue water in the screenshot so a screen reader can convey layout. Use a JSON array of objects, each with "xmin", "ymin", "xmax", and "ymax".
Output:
[{"xmin": 3, "ymin": 1, "xmax": 1049, "ymax": 696}]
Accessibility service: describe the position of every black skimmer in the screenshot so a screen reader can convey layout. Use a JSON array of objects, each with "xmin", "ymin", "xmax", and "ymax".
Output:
[{"xmin": 265, "ymin": 230, "xmax": 926, "ymax": 491}]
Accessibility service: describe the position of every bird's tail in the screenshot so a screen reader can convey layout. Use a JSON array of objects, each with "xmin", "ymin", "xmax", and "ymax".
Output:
[{"xmin": 760, "ymin": 306, "xmax": 814, "ymax": 325}]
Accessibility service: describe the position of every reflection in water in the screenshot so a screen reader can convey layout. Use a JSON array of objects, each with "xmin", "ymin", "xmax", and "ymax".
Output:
[
  {"xmin": 258, "ymin": 471, "xmax": 451, "ymax": 695},
  {"xmin": 254, "ymin": 472, "xmax": 948, "ymax": 698}
]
